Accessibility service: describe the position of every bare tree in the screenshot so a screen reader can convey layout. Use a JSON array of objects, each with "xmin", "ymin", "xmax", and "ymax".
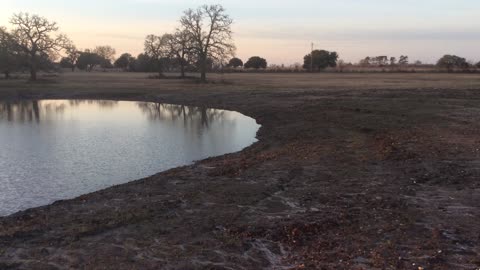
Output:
[
  {"xmin": 399, "ymin": 55, "xmax": 409, "ymax": 65},
  {"xmin": 93, "ymin": 45, "xmax": 116, "ymax": 68},
  {"xmin": 0, "ymin": 26, "xmax": 21, "ymax": 79},
  {"xmin": 165, "ymin": 30, "xmax": 193, "ymax": 78},
  {"xmin": 9, "ymin": 13, "xmax": 70, "ymax": 80},
  {"xmin": 144, "ymin": 34, "xmax": 169, "ymax": 77},
  {"xmin": 336, "ymin": 59, "xmax": 347, "ymax": 72},
  {"xmin": 180, "ymin": 4, "xmax": 235, "ymax": 82},
  {"xmin": 390, "ymin": 57, "xmax": 397, "ymax": 66},
  {"xmin": 65, "ymin": 44, "xmax": 80, "ymax": 72}
]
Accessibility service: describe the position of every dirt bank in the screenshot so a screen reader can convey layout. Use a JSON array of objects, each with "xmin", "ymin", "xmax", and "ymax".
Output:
[{"xmin": 0, "ymin": 73, "xmax": 479, "ymax": 269}]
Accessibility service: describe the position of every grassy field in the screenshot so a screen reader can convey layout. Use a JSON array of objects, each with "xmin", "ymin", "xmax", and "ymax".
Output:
[{"xmin": 1, "ymin": 71, "xmax": 480, "ymax": 94}]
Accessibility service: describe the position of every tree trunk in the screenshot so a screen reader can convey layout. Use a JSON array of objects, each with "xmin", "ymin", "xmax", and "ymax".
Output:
[
  {"xmin": 30, "ymin": 66, "xmax": 37, "ymax": 81},
  {"xmin": 32, "ymin": 100, "xmax": 40, "ymax": 123},
  {"xmin": 157, "ymin": 60, "xmax": 164, "ymax": 78},
  {"xmin": 199, "ymin": 55, "xmax": 207, "ymax": 82},
  {"xmin": 200, "ymin": 70, "xmax": 206, "ymax": 82},
  {"xmin": 180, "ymin": 63, "xmax": 185, "ymax": 78},
  {"xmin": 29, "ymin": 53, "xmax": 38, "ymax": 81},
  {"xmin": 199, "ymin": 61, "xmax": 206, "ymax": 82}
]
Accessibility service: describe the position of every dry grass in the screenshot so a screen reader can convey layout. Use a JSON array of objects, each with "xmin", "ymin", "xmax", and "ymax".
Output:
[{"xmin": 1, "ymin": 72, "xmax": 480, "ymax": 95}]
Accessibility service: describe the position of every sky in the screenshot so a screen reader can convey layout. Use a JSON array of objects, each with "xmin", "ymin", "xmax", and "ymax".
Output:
[{"xmin": 1, "ymin": 0, "xmax": 479, "ymax": 65}]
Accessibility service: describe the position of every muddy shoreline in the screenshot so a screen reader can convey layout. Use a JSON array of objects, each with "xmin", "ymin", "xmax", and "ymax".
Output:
[{"xmin": 0, "ymin": 73, "xmax": 479, "ymax": 269}]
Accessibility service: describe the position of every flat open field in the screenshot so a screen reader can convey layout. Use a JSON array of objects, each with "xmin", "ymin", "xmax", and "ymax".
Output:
[
  {"xmin": 0, "ymin": 72, "xmax": 479, "ymax": 269},
  {"xmin": 2, "ymin": 72, "xmax": 480, "ymax": 93}
]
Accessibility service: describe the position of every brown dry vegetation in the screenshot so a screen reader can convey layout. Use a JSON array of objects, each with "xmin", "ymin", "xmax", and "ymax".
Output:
[
  {"xmin": 0, "ymin": 72, "xmax": 479, "ymax": 269},
  {"xmin": 2, "ymin": 72, "xmax": 480, "ymax": 92}
]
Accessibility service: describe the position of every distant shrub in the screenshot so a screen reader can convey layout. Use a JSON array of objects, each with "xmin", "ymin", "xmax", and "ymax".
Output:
[
  {"xmin": 436, "ymin": 55, "xmax": 470, "ymax": 72},
  {"xmin": 244, "ymin": 56, "xmax": 267, "ymax": 69}
]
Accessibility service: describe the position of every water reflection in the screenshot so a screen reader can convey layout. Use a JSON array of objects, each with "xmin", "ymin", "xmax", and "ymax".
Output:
[
  {"xmin": 0, "ymin": 100, "xmax": 229, "ymax": 127},
  {"xmin": 68, "ymin": 100, "xmax": 119, "ymax": 108},
  {"xmin": 137, "ymin": 102, "xmax": 229, "ymax": 129},
  {"xmin": 0, "ymin": 99, "xmax": 260, "ymax": 216},
  {"xmin": 0, "ymin": 100, "xmax": 42, "ymax": 123},
  {"xmin": 0, "ymin": 100, "xmax": 119, "ymax": 123}
]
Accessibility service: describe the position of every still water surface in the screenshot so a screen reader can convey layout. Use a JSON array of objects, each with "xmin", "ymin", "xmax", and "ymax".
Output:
[{"xmin": 0, "ymin": 100, "xmax": 260, "ymax": 216}]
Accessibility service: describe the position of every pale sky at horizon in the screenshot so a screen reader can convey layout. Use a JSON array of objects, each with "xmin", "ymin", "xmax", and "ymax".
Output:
[{"xmin": 1, "ymin": 0, "xmax": 479, "ymax": 65}]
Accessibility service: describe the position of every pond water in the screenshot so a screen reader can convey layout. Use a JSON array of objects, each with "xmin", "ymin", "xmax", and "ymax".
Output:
[{"xmin": 0, "ymin": 100, "xmax": 260, "ymax": 216}]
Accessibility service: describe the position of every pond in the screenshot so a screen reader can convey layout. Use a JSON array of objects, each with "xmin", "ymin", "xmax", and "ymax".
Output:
[{"xmin": 0, "ymin": 100, "xmax": 260, "ymax": 216}]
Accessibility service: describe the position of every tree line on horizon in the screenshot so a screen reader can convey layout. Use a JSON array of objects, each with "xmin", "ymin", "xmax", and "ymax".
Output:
[
  {"xmin": 0, "ymin": 5, "xmax": 236, "ymax": 82},
  {"xmin": 1, "ymin": 7, "xmax": 480, "ymax": 81},
  {"xmin": 63, "ymin": 51, "xmax": 480, "ymax": 74}
]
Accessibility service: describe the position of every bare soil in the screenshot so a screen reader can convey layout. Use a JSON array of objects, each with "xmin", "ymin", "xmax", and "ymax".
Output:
[{"xmin": 0, "ymin": 72, "xmax": 479, "ymax": 269}]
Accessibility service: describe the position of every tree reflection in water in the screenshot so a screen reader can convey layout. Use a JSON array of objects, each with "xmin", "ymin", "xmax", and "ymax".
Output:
[
  {"xmin": 0, "ymin": 100, "xmax": 237, "ymax": 133},
  {"xmin": 136, "ymin": 102, "xmax": 233, "ymax": 130},
  {"xmin": 0, "ymin": 100, "xmax": 43, "ymax": 123},
  {"xmin": 0, "ymin": 100, "xmax": 119, "ymax": 123},
  {"xmin": 68, "ymin": 100, "xmax": 119, "ymax": 109},
  {"xmin": 0, "ymin": 100, "xmax": 258, "ymax": 216}
]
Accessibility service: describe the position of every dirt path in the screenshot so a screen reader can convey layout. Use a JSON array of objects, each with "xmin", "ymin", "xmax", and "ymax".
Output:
[{"xmin": 0, "ymin": 73, "xmax": 479, "ymax": 269}]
